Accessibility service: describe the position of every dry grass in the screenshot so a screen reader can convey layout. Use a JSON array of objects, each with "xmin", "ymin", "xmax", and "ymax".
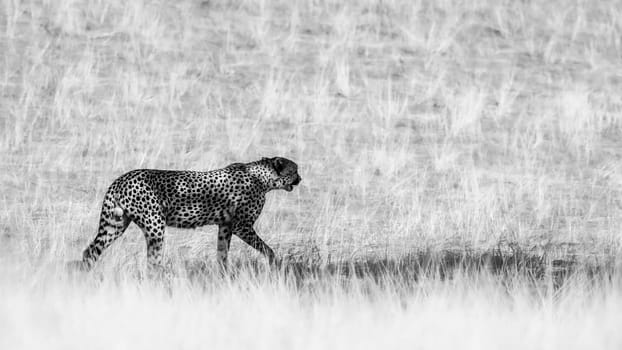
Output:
[{"xmin": 1, "ymin": 0, "xmax": 622, "ymax": 349}]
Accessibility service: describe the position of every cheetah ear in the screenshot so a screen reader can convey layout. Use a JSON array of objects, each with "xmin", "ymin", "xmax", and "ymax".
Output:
[{"xmin": 271, "ymin": 157, "xmax": 285, "ymax": 174}]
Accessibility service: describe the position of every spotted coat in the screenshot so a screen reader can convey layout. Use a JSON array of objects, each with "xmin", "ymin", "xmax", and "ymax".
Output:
[{"xmin": 80, "ymin": 157, "xmax": 301, "ymax": 269}]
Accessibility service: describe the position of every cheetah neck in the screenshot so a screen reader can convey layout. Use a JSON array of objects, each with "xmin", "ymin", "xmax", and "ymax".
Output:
[{"xmin": 245, "ymin": 160, "xmax": 275, "ymax": 192}]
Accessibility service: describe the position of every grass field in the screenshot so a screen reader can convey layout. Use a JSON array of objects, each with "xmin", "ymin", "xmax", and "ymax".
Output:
[{"xmin": 1, "ymin": 0, "xmax": 622, "ymax": 348}]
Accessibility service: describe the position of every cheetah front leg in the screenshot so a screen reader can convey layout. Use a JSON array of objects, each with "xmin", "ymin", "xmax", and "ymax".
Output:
[
  {"xmin": 232, "ymin": 221, "xmax": 276, "ymax": 264},
  {"xmin": 217, "ymin": 223, "xmax": 232, "ymax": 267}
]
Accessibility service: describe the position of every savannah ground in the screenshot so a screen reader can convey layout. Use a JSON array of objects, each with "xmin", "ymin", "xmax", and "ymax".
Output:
[{"xmin": 1, "ymin": 0, "xmax": 622, "ymax": 348}]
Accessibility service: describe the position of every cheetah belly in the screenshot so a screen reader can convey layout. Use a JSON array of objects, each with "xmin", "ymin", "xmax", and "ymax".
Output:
[{"xmin": 165, "ymin": 200, "xmax": 232, "ymax": 229}]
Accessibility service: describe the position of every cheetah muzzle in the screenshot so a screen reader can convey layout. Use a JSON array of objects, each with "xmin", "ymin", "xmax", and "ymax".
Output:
[{"xmin": 75, "ymin": 157, "xmax": 301, "ymax": 271}]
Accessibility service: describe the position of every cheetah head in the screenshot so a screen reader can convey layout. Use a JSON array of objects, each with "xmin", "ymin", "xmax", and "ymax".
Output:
[{"xmin": 263, "ymin": 157, "xmax": 301, "ymax": 192}]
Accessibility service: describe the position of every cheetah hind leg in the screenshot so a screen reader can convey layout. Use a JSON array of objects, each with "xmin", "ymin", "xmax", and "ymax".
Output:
[
  {"xmin": 80, "ymin": 194, "xmax": 130, "ymax": 271},
  {"xmin": 131, "ymin": 210, "xmax": 169, "ymax": 278}
]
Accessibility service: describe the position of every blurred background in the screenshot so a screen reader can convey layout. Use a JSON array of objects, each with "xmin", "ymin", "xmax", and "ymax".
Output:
[{"xmin": 1, "ymin": 1, "xmax": 621, "ymax": 348}]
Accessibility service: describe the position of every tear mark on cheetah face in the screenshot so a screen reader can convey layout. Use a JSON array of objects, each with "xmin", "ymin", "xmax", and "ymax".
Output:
[{"xmin": 262, "ymin": 157, "xmax": 302, "ymax": 192}]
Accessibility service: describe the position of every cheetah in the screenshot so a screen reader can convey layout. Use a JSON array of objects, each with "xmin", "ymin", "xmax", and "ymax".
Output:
[{"xmin": 77, "ymin": 157, "xmax": 301, "ymax": 270}]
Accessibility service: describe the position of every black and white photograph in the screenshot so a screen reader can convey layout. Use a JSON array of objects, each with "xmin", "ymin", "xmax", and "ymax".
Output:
[{"xmin": 1, "ymin": 1, "xmax": 621, "ymax": 349}]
